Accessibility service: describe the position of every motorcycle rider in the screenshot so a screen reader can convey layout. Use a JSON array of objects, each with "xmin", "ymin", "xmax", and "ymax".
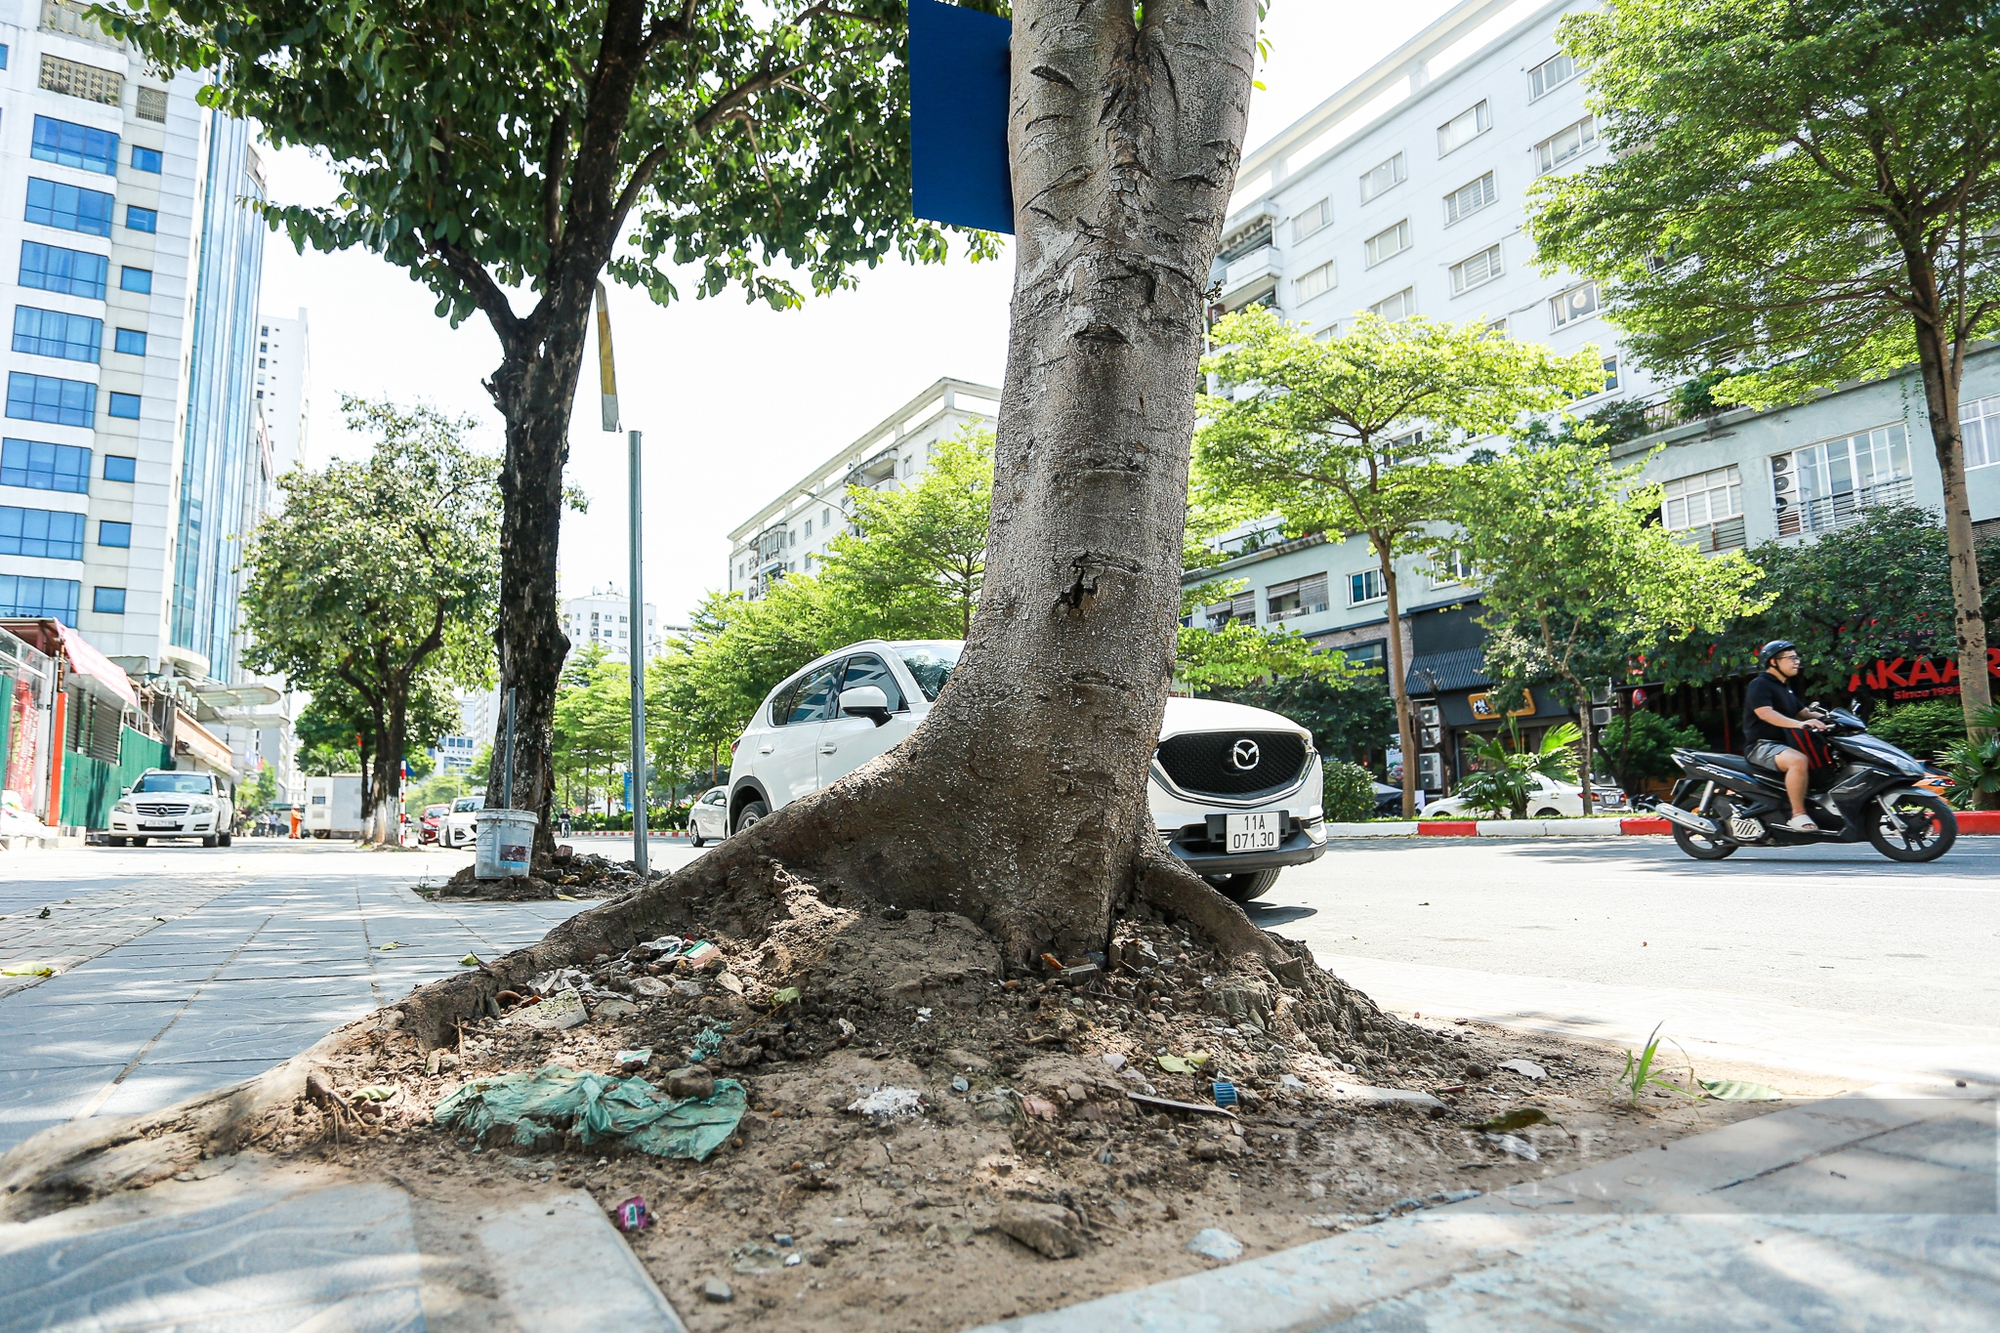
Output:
[{"xmin": 1743, "ymin": 640, "xmax": 1831, "ymax": 831}]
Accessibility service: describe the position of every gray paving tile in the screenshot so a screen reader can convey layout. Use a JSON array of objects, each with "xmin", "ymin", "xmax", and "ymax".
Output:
[
  {"xmin": 0, "ymin": 1181, "xmax": 423, "ymax": 1333},
  {"xmin": 89, "ymin": 1060, "xmax": 296, "ymax": 1120},
  {"xmin": 142, "ymin": 1018, "xmax": 355, "ymax": 1066},
  {"xmin": 0, "ymin": 1064, "xmax": 121, "ymax": 1153},
  {"xmin": 0, "ymin": 1004, "xmax": 180, "ymax": 1070}
]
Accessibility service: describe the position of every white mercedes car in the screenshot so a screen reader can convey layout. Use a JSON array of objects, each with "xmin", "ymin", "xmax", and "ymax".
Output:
[
  {"xmin": 724, "ymin": 639, "xmax": 1327, "ymax": 901},
  {"xmin": 686, "ymin": 785, "xmax": 728, "ymax": 846},
  {"xmin": 108, "ymin": 769, "xmax": 234, "ymax": 847}
]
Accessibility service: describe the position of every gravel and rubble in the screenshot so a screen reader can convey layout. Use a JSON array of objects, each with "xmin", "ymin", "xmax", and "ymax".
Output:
[
  {"xmin": 430, "ymin": 846, "xmax": 666, "ymax": 902},
  {"xmin": 228, "ymin": 890, "xmax": 1808, "ymax": 1332}
]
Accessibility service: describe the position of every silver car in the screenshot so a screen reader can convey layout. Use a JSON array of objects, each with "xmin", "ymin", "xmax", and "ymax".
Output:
[{"xmin": 686, "ymin": 785, "xmax": 728, "ymax": 846}]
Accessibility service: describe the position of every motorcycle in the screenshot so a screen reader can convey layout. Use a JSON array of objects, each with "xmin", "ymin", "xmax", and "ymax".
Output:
[{"xmin": 1645, "ymin": 706, "xmax": 1956, "ymax": 863}]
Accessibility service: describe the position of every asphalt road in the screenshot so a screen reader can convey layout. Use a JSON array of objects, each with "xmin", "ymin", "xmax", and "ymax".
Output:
[{"xmin": 1243, "ymin": 836, "xmax": 2000, "ymax": 1033}]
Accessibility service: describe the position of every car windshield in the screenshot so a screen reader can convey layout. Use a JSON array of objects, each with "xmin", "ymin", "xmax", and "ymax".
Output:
[
  {"xmin": 425, "ymin": 805, "xmax": 449, "ymax": 816},
  {"xmin": 132, "ymin": 772, "xmax": 211, "ymax": 794},
  {"xmin": 894, "ymin": 641, "xmax": 963, "ymax": 702},
  {"xmin": 452, "ymin": 797, "xmax": 482, "ymax": 812}
]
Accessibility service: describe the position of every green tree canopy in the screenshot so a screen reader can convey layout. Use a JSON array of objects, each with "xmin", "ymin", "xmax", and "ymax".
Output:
[
  {"xmin": 103, "ymin": 0, "xmax": 995, "ymax": 840},
  {"xmin": 1444, "ymin": 437, "xmax": 1768, "ymax": 810},
  {"xmin": 1196, "ymin": 305, "xmax": 1607, "ymax": 814},
  {"xmin": 1527, "ymin": 0, "xmax": 2000, "ymax": 726},
  {"xmin": 241, "ymin": 398, "xmax": 498, "ymax": 840}
]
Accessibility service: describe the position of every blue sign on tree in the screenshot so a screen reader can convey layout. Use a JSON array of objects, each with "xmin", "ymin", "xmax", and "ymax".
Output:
[{"xmin": 909, "ymin": 0, "xmax": 1013, "ymax": 235}]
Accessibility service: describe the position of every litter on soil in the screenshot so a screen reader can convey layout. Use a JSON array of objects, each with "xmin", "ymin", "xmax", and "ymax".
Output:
[
  {"xmin": 182, "ymin": 865, "xmax": 1822, "ymax": 1333},
  {"xmin": 433, "ymin": 1065, "xmax": 747, "ymax": 1161}
]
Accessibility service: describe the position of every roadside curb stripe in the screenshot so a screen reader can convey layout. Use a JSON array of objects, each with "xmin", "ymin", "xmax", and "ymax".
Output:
[{"xmin": 1321, "ymin": 810, "xmax": 2000, "ymax": 839}]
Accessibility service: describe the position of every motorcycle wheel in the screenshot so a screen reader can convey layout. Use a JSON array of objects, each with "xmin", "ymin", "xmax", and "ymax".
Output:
[
  {"xmin": 1670, "ymin": 821, "xmax": 1736, "ymax": 860},
  {"xmin": 1867, "ymin": 789, "xmax": 1957, "ymax": 863}
]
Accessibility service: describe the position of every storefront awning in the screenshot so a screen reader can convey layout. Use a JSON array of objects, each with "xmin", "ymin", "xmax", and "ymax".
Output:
[
  {"xmin": 51, "ymin": 622, "xmax": 139, "ymax": 709},
  {"xmin": 174, "ymin": 710, "xmax": 237, "ymax": 773},
  {"xmin": 1404, "ymin": 648, "xmax": 1491, "ymax": 697}
]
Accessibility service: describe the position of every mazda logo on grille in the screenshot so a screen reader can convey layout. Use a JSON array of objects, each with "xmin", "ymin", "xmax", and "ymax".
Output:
[{"xmin": 1229, "ymin": 739, "xmax": 1261, "ymax": 770}]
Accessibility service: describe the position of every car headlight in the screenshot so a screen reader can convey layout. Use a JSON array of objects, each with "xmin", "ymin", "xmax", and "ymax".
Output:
[{"xmin": 190, "ymin": 799, "xmax": 215, "ymax": 811}]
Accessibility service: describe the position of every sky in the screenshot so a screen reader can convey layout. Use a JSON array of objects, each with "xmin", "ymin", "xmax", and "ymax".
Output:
[{"xmin": 255, "ymin": 0, "xmax": 1463, "ymax": 628}]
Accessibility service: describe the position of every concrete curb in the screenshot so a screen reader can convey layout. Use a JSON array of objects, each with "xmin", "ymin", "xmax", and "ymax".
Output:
[{"xmin": 1325, "ymin": 810, "xmax": 2000, "ymax": 839}]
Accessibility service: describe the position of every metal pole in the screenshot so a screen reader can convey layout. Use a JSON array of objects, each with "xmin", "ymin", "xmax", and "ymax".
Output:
[
  {"xmin": 628, "ymin": 429, "xmax": 649, "ymax": 877},
  {"xmin": 501, "ymin": 687, "xmax": 517, "ymax": 810}
]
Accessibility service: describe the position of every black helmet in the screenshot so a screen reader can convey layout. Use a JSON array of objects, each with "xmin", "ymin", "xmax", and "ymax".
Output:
[{"xmin": 1758, "ymin": 639, "xmax": 1798, "ymax": 667}]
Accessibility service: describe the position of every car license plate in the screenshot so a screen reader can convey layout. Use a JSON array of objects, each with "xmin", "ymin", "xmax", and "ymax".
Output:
[
  {"xmin": 1225, "ymin": 812, "xmax": 1282, "ymax": 854},
  {"xmin": 140, "ymin": 823, "xmax": 180, "ymax": 831}
]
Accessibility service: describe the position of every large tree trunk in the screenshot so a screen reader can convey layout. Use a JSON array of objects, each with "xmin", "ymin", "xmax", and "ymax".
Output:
[
  {"xmin": 483, "ymin": 330, "xmax": 587, "ymax": 845},
  {"xmin": 1375, "ymin": 538, "xmax": 1420, "ymax": 817},
  {"xmin": 1911, "ymin": 307, "xmax": 1995, "ymax": 771},
  {"xmin": 672, "ymin": 0, "xmax": 1261, "ymax": 963}
]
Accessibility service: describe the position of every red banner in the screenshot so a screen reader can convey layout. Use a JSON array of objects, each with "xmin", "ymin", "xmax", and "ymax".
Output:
[{"xmin": 1847, "ymin": 649, "xmax": 2000, "ymax": 702}]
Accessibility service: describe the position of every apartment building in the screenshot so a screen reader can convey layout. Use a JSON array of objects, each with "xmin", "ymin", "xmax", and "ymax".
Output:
[
  {"xmin": 1191, "ymin": 0, "xmax": 2000, "ymax": 794},
  {"xmin": 256, "ymin": 306, "xmax": 307, "ymax": 472},
  {"xmin": 0, "ymin": 1, "xmax": 266, "ymax": 690},
  {"xmin": 564, "ymin": 587, "xmax": 660, "ymax": 664},
  {"xmin": 725, "ymin": 377, "xmax": 999, "ymax": 599}
]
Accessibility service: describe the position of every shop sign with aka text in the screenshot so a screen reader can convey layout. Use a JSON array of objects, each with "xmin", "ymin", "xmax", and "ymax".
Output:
[{"xmin": 1848, "ymin": 649, "xmax": 2000, "ymax": 701}]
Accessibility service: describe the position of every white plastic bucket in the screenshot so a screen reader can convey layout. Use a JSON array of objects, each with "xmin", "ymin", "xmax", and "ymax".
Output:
[{"xmin": 475, "ymin": 808, "xmax": 537, "ymax": 880}]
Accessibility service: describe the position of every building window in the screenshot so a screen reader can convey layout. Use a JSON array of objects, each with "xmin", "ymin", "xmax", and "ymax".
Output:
[
  {"xmin": 130, "ymin": 145, "xmax": 163, "ymax": 173},
  {"xmin": 31, "ymin": 115, "xmax": 119, "ymax": 173},
  {"xmin": 803, "ymin": 518, "xmax": 812, "ymax": 537},
  {"xmin": 0, "ymin": 44, "xmax": 8, "ymax": 68},
  {"xmin": 1359, "ymin": 152, "xmax": 1406, "ymax": 204},
  {"xmin": 1, "ymin": 438, "xmax": 90, "ymax": 492},
  {"xmin": 1600, "ymin": 356, "xmax": 1620, "ymax": 393},
  {"xmin": 1535, "ymin": 116, "xmax": 1598, "ymax": 175},
  {"xmin": 92, "ymin": 585, "xmax": 125, "ymax": 614},
  {"xmin": 1773, "ymin": 424, "xmax": 1913, "ymax": 537},
  {"xmin": 1337, "ymin": 640, "xmax": 1387, "ymax": 674},
  {"xmin": 124, "ymin": 205, "xmax": 158, "ymax": 234},
  {"xmin": 1369, "ymin": 288, "xmax": 1416, "ymax": 321},
  {"xmin": 13, "ymin": 306, "xmax": 102, "ymax": 363},
  {"xmin": 120, "ymin": 266, "xmax": 152, "ymax": 294},
  {"xmin": 0, "ymin": 504, "xmax": 85, "ymax": 559},
  {"xmin": 1292, "ymin": 198, "xmax": 1332, "ymax": 243},
  {"xmin": 0, "ymin": 574, "xmax": 80, "ymax": 623},
  {"xmin": 1549, "ymin": 281, "xmax": 1599, "ymax": 329},
  {"xmin": 26, "ymin": 178, "xmax": 114, "ymax": 237},
  {"xmin": 114, "ymin": 328, "xmax": 146, "ymax": 357},
  {"xmin": 107, "ymin": 392, "xmax": 141, "ymax": 419},
  {"xmin": 1430, "ymin": 550, "xmax": 1475, "ymax": 587},
  {"xmin": 1437, "ymin": 100, "xmax": 1492, "ymax": 156},
  {"xmin": 136, "ymin": 87, "xmax": 169, "ymax": 122},
  {"xmin": 1365, "ymin": 219, "xmax": 1412, "ymax": 267},
  {"xmin": 1348, "ymin": 568, "xmax": 1386, "ymax": 605},
  {"xmin": 19, "ymin": 242, "xmax": 108, "ymax": 299},
  {"xmin": 102, "ymin": 453, "xmax": 134, "ymax": 483},
  {"xmin": 97, "ymin": 518, "xmax": 130, "ymax": 547},
  {"xmin": 1961, "ymin": 393, "xmax": 2000, "ymax": 469},
  {"xmin": 1267, "ymin": 573, "xmax": 1330, "ymax": 622},
  {"xmin": 39, "ymin": 53, "xmax": 122, "ymax": 105},
  {"xmin": 1449, "ymin": 244, "xmax": 1504, "ymax": 295},
  {"xmin": 1443, "ymin": 171, "xmax": 1497, "ymax": 226},
  {"xmin": 1294, "ymin": 260, "xmax": 1336, "ymax": 302},
  {"xmin": 1528, "ymin": 52, "xmax": 1577, "ymax": 100},
  {"xmin": 1388, "ymin": 427, "xmax": 1427, "ymax": 458},
  {"xmin": 1661, "ymin": 464, "xmax": 1744, "ymax": 553},
  {"xmin": 7, "ymin": 373, "xmax": 94, "ymax": 427}
]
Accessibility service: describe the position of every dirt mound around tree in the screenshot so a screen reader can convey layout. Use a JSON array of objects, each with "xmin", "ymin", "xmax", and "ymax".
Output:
[
  {"xmin": 118, "ymin": 867, "xmax": 1790, "ymax": 1330},
  {"xmin": 432, "ymin": 848, "xmax": 664, "ymax": 902}
]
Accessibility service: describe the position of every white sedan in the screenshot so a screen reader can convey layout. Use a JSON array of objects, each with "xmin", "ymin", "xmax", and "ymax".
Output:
[
  {"xmin": 686, "ymin": 786, "xmax": 728, "ymax": 846},
  {"xmin": 1424, "ymin": 774, "xmax": 1628, "ymax": 820}
]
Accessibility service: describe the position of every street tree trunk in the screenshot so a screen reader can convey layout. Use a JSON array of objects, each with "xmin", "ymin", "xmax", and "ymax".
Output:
[
  {"xmin": 1909, "ymin": 293, "xmax": 1996, "ymax": 762},
  {"xmin": 1375, "ymin": 537, "xmax": 1420, "ymax": 817},
  {"xmin": 1573, "ymin": 677, "xmax": 1595, "ymax": 818},
  {"xmin": 685, "ymin": 0, "xmax": 1261, "ymax": 962}
]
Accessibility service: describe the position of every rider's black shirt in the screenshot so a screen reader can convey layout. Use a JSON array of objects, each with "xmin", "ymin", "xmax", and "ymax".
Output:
[{"xmin": 1743, "ymin": 672, "xmax": 1804, "ymax": 746}]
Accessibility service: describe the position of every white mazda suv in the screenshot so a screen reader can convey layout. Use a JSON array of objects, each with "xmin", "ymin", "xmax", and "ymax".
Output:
[{"xmin": 725, "ymin": 639, "xmax": 1327, "ymax": 901}]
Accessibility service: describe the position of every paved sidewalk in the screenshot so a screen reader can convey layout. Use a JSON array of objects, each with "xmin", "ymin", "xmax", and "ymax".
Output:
[
  {"xmin": 973, "ymin": 1085, "xmax": 1999, "ymax": 1332},
  {"xmin": 0, "ymin": 1155, "xmax": 686, "ymax": 1332},
  {"xmin": 0, "ymin": 845, "xmax": 592, "ymax": 1154}
]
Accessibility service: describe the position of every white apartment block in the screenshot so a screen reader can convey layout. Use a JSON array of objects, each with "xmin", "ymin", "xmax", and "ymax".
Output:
[
  {"xmin": 725, "ymin": 377, "xmax": 999, "ymax": 598},
  {"xmin": 1214, "ymin": 0, "xmax": 1652, "ymax": 408},
  {"xmin": 563, "ymin": 588, "xmax": 660, "ymax": 664},
  {"xmin": 256, "ymin": 306, "xmax": 306, "ymax": 472}
]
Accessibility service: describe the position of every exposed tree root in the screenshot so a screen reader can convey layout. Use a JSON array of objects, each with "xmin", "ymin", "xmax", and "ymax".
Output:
[{"xmin": 0, "ymin": 804, "xmax": 1443, "ymax": 1223}]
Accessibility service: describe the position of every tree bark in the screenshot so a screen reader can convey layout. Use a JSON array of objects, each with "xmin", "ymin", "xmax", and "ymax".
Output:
[
  {"xmin": 1375, "ymin": 538, "xmax": 1419, "ymax": 817},
  {"xmin": 1573, "ymin": 676, "xmax": 1595, "ymax": 818},
  {"xmin": 1909, "ymin": 299, "xmax": 1996, "ymax": 763}
]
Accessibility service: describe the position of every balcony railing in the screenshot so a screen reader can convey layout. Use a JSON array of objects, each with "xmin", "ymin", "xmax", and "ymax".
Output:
[
  {"xmin": 1774, "ymin": 476, "xmax": 1913, "ymax": 537},
  {"xmin": 1671, "ymin": 515, "xmax": 1747, "ymax": 554}
]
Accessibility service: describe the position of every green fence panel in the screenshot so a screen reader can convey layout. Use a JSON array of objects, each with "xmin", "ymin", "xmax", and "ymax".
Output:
[
  {"xmin": 0, "ymin": 670, "xmax": 12, "ymax": 784},
  {"xmin": 60, "ymin": 727, "xmax": 173, "ymax": 829}
]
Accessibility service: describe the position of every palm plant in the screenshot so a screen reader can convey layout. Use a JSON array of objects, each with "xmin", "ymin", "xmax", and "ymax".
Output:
[
  {"xmin": 1939, "ymin": 704, "xmax": 2000, "ymax": 811},
  {"xmin": 1452, "ymin": 721, "xmax": 1581, "ymax": 819}
]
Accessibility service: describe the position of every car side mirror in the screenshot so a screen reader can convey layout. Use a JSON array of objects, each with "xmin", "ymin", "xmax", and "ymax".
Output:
[
  {"xmin": 839, "ymin": 685, "xmax": 893, "ymax": 727},
  {"xmin": 121, "ymin": 787, "xmax": 132, "ymax": 796}
]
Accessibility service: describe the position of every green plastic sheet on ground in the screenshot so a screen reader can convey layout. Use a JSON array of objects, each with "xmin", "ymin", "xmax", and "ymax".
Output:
[{"xmin": 434, "ymin": 1065, "xmax": 747, "ymax": 1161}]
